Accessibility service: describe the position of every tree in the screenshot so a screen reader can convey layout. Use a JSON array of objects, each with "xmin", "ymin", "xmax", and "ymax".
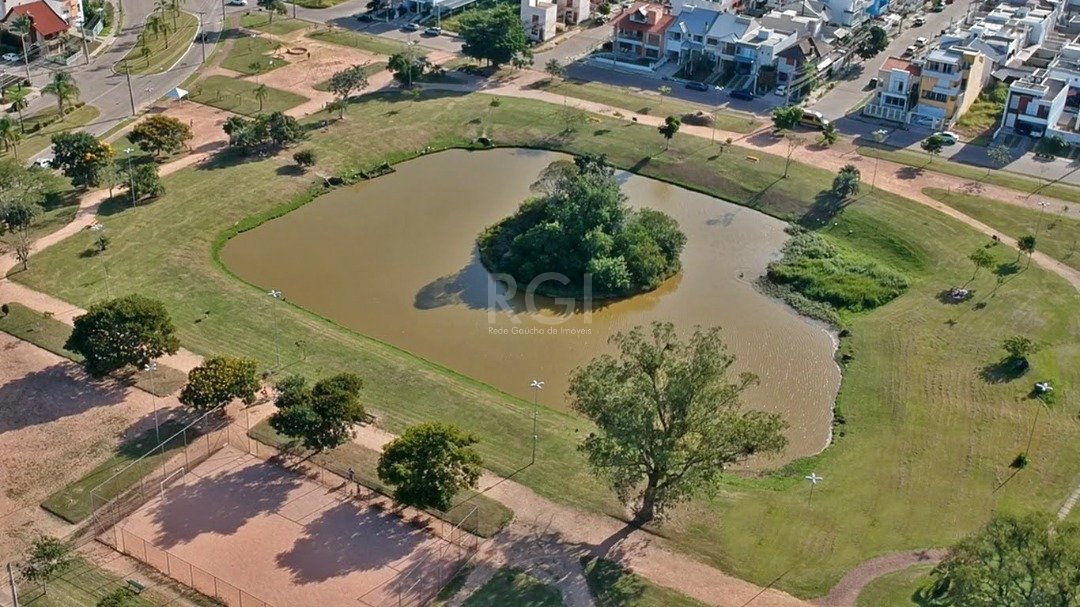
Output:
[
  {"xmin": 0, "ymin": 116, "xmax": 20, "ymax": 157},
  {"xmin": 327, "ymin": 65, "xmax": 369, "ymax": 117},
  {"xmin": 97, "ymin": 588, "xmax": 139, "ymax": 607},
  {"xmin": 126, "ymin": 163, "xmax": 165, "ymax": 200},
  {"xmin": 20, "ymin": 536, "xmax": 73, "ymax": 594},
  {"xmin": 293, "ymin": 149, "xmax": 316, "ymax": 168},
  {"xmin": 921, "ymin": 134, "xmax": 946, "ymax": 162},
  {"xmin": 931, "ymin": 513, "xmax": 1080, "ymax": 607},
  {"xmin": 377, "ymin": 422, "xmax": 483, "ymax": 511},
  {"xmin": 1002, "ymin": 335, "xmax": 1038, "ymax": 365},
  {"xmin": 1018, "ymin": 233, "xmax": 1036, "ymax": 265},
  {"xmin": 831, "ymin": 164, "xmax": 860, "ymax": 199},
  {"xmin": 7, "ymin": 85, "xmax": 30, "ymax": 132},
  {"xmin": 258, "ymin": 0, "xmax": 286, "ymax": 23},
  {"xmin": 856, "ymin": 25, "xmax": 889, "ymax": 59},
  {"xmin": 570, "ymin": 322, "xmax": 787, "ymax": 523},
  {"xmin": 179, "ymin": 355, "xmax": 260, "ymax": 411},
  {"xmin": 986, "ymin": 143, "xmax": 1011, "ymax": 176},
  {"xmin": 223, "ymin": 112, "xmax": 303, "ymax": 154},
  {"xmin": 544, "ymin": 58, "xmax": 563, "ymax": 81},
  {"xmin": 0, "ymin": 159, "xmax": 62, "ymax": 270},
  {"xmin": 10, "ymin": 15, "xmax": 32, "ymax": 82},
  {"xmin": 51, "ymin": 132, "xmax": 114, "ymax": 188},
  {"xmin": 1037, "ymin": 134, "xmax": 1069, "ymax": 159},
  {"xmin": 64, "ymin": 294, "xmax": 180, "ymax": 377},
  {"xmin": 657, "ymin": 85, "xmax": 671, "ymax": 106},
  {"xmin": 254, "ymin": 83, "xmax": 268, "ymax": 112},
  {"xmin": 771, "ymin": 104, "xmax": 804, "ymax": 131},
  {"xmin": 129, "ymin": 115, "xmax": 193, "ymax": 157},
  {"xmin": 387, "ymin": 52, "xmax": 426, "ymax": 86},
  {"xmin": 458, "ymin": 4, "xmax": 530, "ymax": 68},
  {"xmin": 783, "ymin": 134, "xmax": 804, "ymax": 178},
  {"xmin": 42, "ymin": 71, "xmax": 79, "ymax": 118},
  {"xmin": 817, "ymin": 122, "xmax": 838, "ymax": 147},
  {"xmin": 268, "ymin": 373, "xmax": 365, "ymax": 451},
  {"xmin": 968, "ymin": 247, "xmax": 994, "ymax": 283},
  {"xmin": 597, "ymin": 1, "xmax": 611, "ymax": 14},
  {"xmin": 657, "ymin": 115, "xmax": 680, "ymax": 150}
]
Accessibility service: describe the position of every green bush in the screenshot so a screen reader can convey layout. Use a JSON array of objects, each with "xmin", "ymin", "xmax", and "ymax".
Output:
[{"xmin": 766, "ymin": 231, "xmax": 908, "ymax": 314}]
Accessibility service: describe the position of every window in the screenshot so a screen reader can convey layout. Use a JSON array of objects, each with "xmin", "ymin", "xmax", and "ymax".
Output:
[
  {"xmin": 897, "ymin": 81, "xmax": 904, "ymax": 93},
  {"xmin": 692, "ymin": 34, "xmax": 703, "ymax": 43},
  {"xmin": 706, "ymin": 37, "xmax": 718, "ymax": 46},
  {"xmin": 669, "ymin": 31, "xmax": 682, "ymax": 41},
  {"xmin": 922, "ymin": 90, "xmax": 949, "ymax": 102}
]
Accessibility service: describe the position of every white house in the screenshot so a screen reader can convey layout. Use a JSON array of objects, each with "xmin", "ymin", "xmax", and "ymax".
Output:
[{"xmin": 521, "ymin": 0, "xmax": 557, "ymax": 41}]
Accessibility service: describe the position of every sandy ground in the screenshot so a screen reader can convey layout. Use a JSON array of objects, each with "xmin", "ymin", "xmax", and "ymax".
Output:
[
  {"xmin": 113, "ymin": 447, "xmax": 465, "ymax": 607},
  {"xmin": 0, "ymin": 333, "xmax": 185, "ymax": 565}
]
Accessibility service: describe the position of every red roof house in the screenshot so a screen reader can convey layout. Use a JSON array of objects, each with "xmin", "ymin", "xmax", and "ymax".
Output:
[
  {"xmin": 612, "ymin": 3, "xmax": 673, "ymax": 60},
  {"xmin": 3, "ymin": 1, "xmax": 69, "ymax": 46}
]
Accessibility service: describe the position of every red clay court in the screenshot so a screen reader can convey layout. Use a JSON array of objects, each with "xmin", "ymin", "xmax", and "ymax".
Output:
[{"xmin": 105, "ymin": 447, "xmax": 467, "ymax": 607}]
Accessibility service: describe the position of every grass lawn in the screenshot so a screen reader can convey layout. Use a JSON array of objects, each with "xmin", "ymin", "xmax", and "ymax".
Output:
[
  {"xmin": 312, "ymin": 61, "xmax": 387, "ymax": 91},
  {"xmin": 240, "ymin": 13, "xmax": 308, "ymax": 36},
  {"xmin": 14, "ymin": 92, "xmax": 1080, "ymax": 598},
  {"xmin": 923, "ymin": 187, "xmax": 1080, "ymax": 272},
  {"xmin": 855, "ymin": 564, "xmax": 935, "ymax": 607},
  {"xmin": 307, "ymin": 29, "xmax": 417, "ymax": 56},
  {"xmin": 534, "ymin": 78, "xmax": 760, "ymax": 134},
  {"xmin": 2, "ymin": 105, "xmax": 101, "ymax": 160},
  {"xmin": 40, "ymin": 418, "xmax": 192, "ymax": 523},
  {"xmin": 188, "ymin": 75, "xmax": 308, "ymax": 116},
  {"xmin": 292, "ymin": 0, "xmax": 350, "ymax": 7},
  {"xmin": 15, "ymin": 555, "xmax": 215, "ymax": 607},
  {"xmin": 0, "ymin": 301, "xmax": 187, "ymax": 397},
  {"xmin": 954, "ymin": 83, "xmax": 1007, "ymax": 146},
  {"xmin": 461, "ymin": 568, "xmax": 564, "ymax": 607},
  {"xmin": 856, "ymin": 143, "xmax": 1080, "ymax": 205},
  {"xmin": 249, "ymin": 419, "xmax": 513, "ymax": 537},
  {"xmin": 220, "ymin": 36, "xmax": 288, "ymax": 75},
  {"xmin": 116, "ymin": 11, "xmax": 199, "ymax": 75},
  {"xmin": 582, "ymin": 557, "xmax": 708, "ymax": 606}
]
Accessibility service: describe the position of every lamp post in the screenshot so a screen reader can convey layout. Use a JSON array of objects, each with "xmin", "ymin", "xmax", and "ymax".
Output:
[
  {"xmin": 1035, "ymin": 200, "xmax": 1050, "ymax": 235},
  {"xmin": 90, "ymin": 224, "xmax": 111, "ymax": 298},
  {"xmin": 267, "ymin": 289, "xmax": 283, "ymax": 369},
  {"xmin": 804, "ymin": 472, "xmax": 823, "ymax": 502},
  {"xmin": 198, "ymin": 12, "xmax": 207, "ymax": 63},
  {"xmin": 871, "ymin": 129, "xmax": 889, "ymax": 191},
  {"xmin": 529, "ymin": 379, "xmax": 543, "ymax": 465},
  {"xmin": 144, "ymin": 361, "xmax": 162, "ymax": 445},
  {"xmin": 124, "ymin": 147, "xmax": 136, "ymax": 208}
]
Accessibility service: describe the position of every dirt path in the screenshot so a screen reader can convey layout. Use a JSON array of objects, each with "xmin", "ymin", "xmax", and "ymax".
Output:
[
  {"xmin": 812, "ymin": 549, "xmax": 946, "ymax": 607},
  {"xmin": 1058, "ymin": 475, "xmax": 1080, "ymax": 521}
]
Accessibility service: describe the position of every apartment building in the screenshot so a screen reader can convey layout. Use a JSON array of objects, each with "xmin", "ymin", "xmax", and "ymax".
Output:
[
  {"xmin": 863, "ymin": 56, "xmax": 922, "ymax": 123},
  {"xmin": 910, "ymin": 47, "xmax": 992, "ymax": 129}
]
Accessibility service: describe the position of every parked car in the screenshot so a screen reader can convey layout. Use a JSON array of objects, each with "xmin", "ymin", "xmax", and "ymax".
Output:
[
  {"xmin": 1, "ymin": 52, "xmax": 19, "ymax": 63},
  {"xmin": 685, "ymin": 81, "xmax": 709, "ymax": 91},
  {"xmin": 403, "ymin": 22, "xmax": 420, "ymax": 31},
  {"xmin": 773, "ymin": 84, "xmax": 787, "ymax": 97},
  {"xmin": 800, "ymin": 110, "xmax": 830, "ymax": 130},
  {"xmin": 423, "ymin": 26, "xmax": 442, "ymax": 36},
  {"xmin": 902, "ymin": 45, "xmax": 917, "ymax": 57},
  {"xmin": 930, "ymin": 2, "xmax": 944, "ymax": 11},
  {"xmin": 933, "ymin": 131, "xmax": 960, "ymax": 145},
  {"xmin": 31, "ymin": 158, "xmax": 52, "ymax": 169},
  {"xmin": 226, "ymin": 0, "xmax": 247, "ymax": 6},
  {"xmin": 912, "ymin": 15, "xmax": 926, "ymax": 26},
  {"xmin": 914, "ymin": 37, "xmax": 928, "ymax": 47},
  {"xmin": 729, "ymin": 89, "xmax": 754, "ymax": 100},
  {"xmin": 867, "ymin": 77, "xmax": 878, "ymax": 89}
]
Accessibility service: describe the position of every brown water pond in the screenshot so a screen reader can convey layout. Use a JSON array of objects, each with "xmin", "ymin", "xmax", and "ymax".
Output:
[{"xmin": 221, "ymin": 148, "xmax": 841, "ymax": 461}]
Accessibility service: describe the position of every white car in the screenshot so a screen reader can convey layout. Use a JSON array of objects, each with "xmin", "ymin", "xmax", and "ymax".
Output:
[
  {"xmin": 914, "ymin": 37, "xmax": 928, "ymax": 47},
  {"xmin": 774, "ymin": 84, "xmax": 787, "ymax": 97},
  {"xmin": 934, "ymin": 131, "xmax": 960, "ymax": 145},
  {"xmin": 31, "ymin": 158, "xmax": 52, "ymax": 169},
  {"xmin": 2, "ymin": 52, "xmax": 20, "ymax": 62},
  {"xmin": 227, "ymin": 0, "xmax": 247, "ymax": 5}
]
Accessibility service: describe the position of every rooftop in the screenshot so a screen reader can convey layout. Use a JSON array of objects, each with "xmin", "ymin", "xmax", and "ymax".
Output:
[
  {"xmin": 3, "ymin": 0, "xmax": 68, "ymax": 37},
  {"xmin": 881, "ymin": 56, "xmax": 921, "ymax": 77}
]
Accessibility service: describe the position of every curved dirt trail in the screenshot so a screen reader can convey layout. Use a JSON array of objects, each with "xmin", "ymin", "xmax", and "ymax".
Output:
[{"xmin": 813, "ymin": 549, "xmax": 946, "ymax": 607}]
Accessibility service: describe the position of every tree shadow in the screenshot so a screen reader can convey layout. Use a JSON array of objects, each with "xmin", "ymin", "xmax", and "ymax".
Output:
[
  {"xmin": 275, "ymin": 165, "xmax": 305, "ymax": 177},
  {"xmin": 979, "ymin": 357, "xmax": 1029, "ymax": 384},
  {"xmin": 995, "ymin": 261, "xmax": 1021, "ymax": 277},
  {"xmin": 147, "ymin": 456, "xmax": 304, "ymax": 549},
  {"xmin": 896, "ymin": 165, "xmax": 925, "ymax": 180},
  {"xmin": 275, "ymin": 500, "xmax": 427, "ymax": 582},
  {"xmin": 0, "ymin": 360, "xmax": 130, "ymax": 435},
  {"xmin": 799, "ymin": 190, "xmax": 848, "ymax": 226}
]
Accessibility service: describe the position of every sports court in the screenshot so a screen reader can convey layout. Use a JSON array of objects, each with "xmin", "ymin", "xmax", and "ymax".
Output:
[{"xmin": 107, "ymin": 446, "xmax": 467, "ymax": 607}]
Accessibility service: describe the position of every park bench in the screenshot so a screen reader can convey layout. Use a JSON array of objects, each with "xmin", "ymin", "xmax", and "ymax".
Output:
[
  {"xmin": 126, "ymin": 580, "xmax": 146, "ymax": 594},
  {"xmin": 746, "ymin": 155, "xmax": 759, "ymax": 162}
]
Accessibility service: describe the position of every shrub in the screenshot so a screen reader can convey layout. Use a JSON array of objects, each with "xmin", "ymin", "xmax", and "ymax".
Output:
[
  {"xmin": 681, "ymin": 111, "xmax": 713, "ymax": 127},
  {"xmin": 293, "ymin": 149, "xmax": 317, "ymax": 167}
]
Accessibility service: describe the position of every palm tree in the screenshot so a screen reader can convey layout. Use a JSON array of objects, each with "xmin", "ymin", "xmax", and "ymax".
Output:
[
  {"xmin": 7, "ymin": 85, "xmax": 30, "ymax": 132},
  {"xmin": 9, "ymin": 15, "xmax": 33, "ymax": 83},
  {"xmin": 169, "ymin": 0, "xmax": 185, "ymax": 27},
  {"xmin": 0, "ymin": 116, "xmax": 19, "ymax": 157},
  {"xmin": 254, "ymin": 84, "xmax": 268, "ymax": 112},
  {"xmin": 42, "ymin": 71, "xmax": 79, "ymax": 119}
]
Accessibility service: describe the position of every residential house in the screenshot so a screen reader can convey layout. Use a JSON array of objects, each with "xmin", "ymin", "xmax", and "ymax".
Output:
[
  {"xmin": 612, "ymin": 4, "xmax": 674, "ymax": 62},
  {"xmin": 699, "ymin": 12, "xmax": 798, "ymax": 89},
  {"xmin": 776, "ymin": 35, "xmax": 830, "ymax": 97},
  {"xmin": 521, "ymin": 0, "xmax": 557, "ymax": 41},
  {"xmin": 996, "ymin": 35, "xmax": 1080, "ymax": 142},
  {"xmin": 671, "ymin": 0, "xmax": 742, "ymax": 15},
  {"xmin": 867, "ymin": 0, "xmax": 888, "ymax": 18},
  {"xmin": 910, "ymin": 46, "xmax": 992, "ymax": 129},
  {"xmin": 862, "ymin": 55, "xmax": 921, "ymax": 122},
  {"xmin": 1, "ymin": 0, "xmax": 70, "ymax": 51},
  {"xmin": 818, "ymin": 0, "xmax": 871, "ymax": 27},
  {"xmin": 665, "ymin": 4, "xmax": 721, "ymax": 71}
]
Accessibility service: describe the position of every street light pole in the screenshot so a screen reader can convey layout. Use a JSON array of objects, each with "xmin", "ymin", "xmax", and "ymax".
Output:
[
  {"xmin": 871, "ymin": 129, "xmax": 889, "ymax": 192},
  {"xmin": 805, "ymin": 472, "xmax": 822, "ymax": 502},
  {"xmin": 529, "ymin": 379, "xmax": 543, "ymax": 465},
  {"xmin": 198, "ymin": 12, "xmax": 207, "ymax": 63},
  {"xmin": 1035, "ymin": 200, "xmax": 1050, "ymax": 235},
  {"xmin": 144, "ymin": 362, "xmax": 162, "ymax": 445},
  {"xmin": 267, "ymin": 289, "xmax": 283, "ymax": 369},
  {"xmin": 125, "ymin": 66, "xmax": 136, "ymax": 116}
]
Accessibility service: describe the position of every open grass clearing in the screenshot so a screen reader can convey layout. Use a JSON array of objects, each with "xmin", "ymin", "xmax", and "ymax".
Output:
[
  {"xmin": 582, "ymin": 557, "xmax": 708, "ymax": 606},
  {"xmin": 534, "ymin": 78, "xmax": 760, "ymax": 134},
  {"xmin": 954, "ymin": 83, "xmax": 1007, "ymax": 146},
  {"xmin": 239, "ymin": 13, "xmax": 308, "ymax": 36},
  {"xmin": 2, "ymin": 104, "xmax": 100, "ymax": 160},
  {"xmin": 188, "ymin": 75, "xmax": 308, "ymax": 115},
  {"xmin": 307, "ymin": 28, "xmax": 417, "ymax": 56},
  {"xmin": 40, "ymin": 418, "xmax": 193, "ymax": 523},
  {"xmin": 856, "ymin": 143, "xmax": 1080, "ymax": 204},
  {"xmin": 923, "ymin": 187, "xmax": 1080, "ymax": 272},
  {"xmin": 0, "ymin": 301, "xmax": 187, "ymax": 398},
  {"xmin": 249, "ymin": 419, "xmax": 514, "ymax": 538},
  {"xmin": 116, "ymin": 11, "xmax": 199, "ymax": 75},
  {"xmin": 855, "ymin": 564, "xmax": 935, "ymax": 607},
  {"xmin": 14, "ymin": 92, "xmax": 1080, "ymax": 598},
  {"xmin": 462, "ymin": 568, "xmax": 564, "ymax": 607},
  {"xmin": 220, "ymin": 35, "xmax": 288, "ymax": 75}
]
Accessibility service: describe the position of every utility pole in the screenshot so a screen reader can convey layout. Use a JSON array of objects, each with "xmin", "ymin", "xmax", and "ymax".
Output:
[
  {"xmin": 221, "ymin": 0, "xmax": 227, "ymax": 28},
  {"xmin": 80, "ymin": 20, "xmax": 91, "ymax": 65},
  {"xmin": 125, "ymin": 66, "xmax": 135, "ymax": 116},
  {"xmin": 198, "ymin": 12, "xmax": 206, "ymax": 62}
]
